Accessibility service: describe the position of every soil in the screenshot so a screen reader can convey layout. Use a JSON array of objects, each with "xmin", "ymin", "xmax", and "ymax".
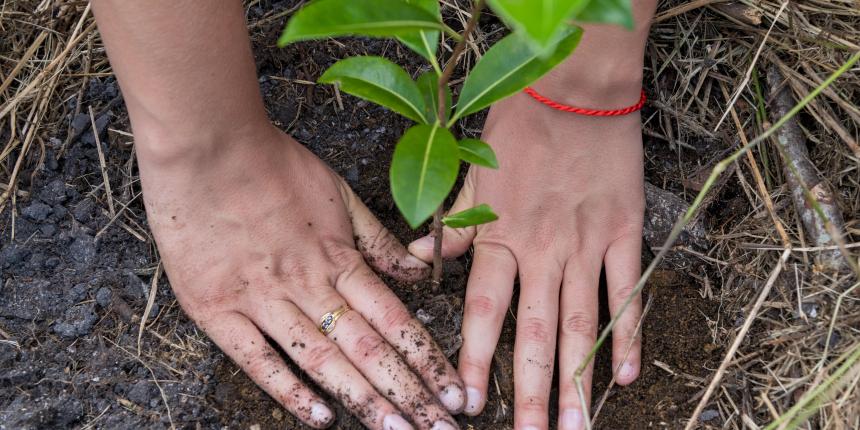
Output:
[{"xmin": 1, "ymin": 2, "xmax": 729, "ymax": 429}]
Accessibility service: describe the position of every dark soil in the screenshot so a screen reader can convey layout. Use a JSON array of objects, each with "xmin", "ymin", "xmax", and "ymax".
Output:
[{"xmin": 1, "ymin": 2, "xmax": 727, "ymax": 429}]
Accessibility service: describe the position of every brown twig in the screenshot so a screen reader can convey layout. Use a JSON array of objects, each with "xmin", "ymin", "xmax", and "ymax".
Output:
[
  {"xmin": 430, "ymin": 0, "xmax": 485, "ymax": 287},
  {"xmin": 767, "ymin": 64, "xmax": 849, "ymax": 272}
]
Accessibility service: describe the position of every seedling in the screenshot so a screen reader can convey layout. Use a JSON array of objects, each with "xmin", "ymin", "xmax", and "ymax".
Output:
[{"xmin": 279, "ymin": 0, "xmax": 634, "ymax": 284}]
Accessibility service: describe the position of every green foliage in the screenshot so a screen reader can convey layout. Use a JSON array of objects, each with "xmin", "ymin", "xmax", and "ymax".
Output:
[
  {"xmin": 278, "ymin": 0, "xmax": 443, "ymax": 47},
  {"xmin": 398, "ymin": 0, "xmax": 441, "ymax": 64},
  {"xmin": 577, "ymin": 0, "xmax": 634, "ymax": 29},
  {"xmin": 281, "ymin": 0, "xmax": 632, "ymax": 230},
  {"xmin": 319, "ymin": 56, "xmax": 430, "ymax": 123},
  {"xmin": 416, "ymin": 71, "xmax": 452, "ymax": 123},
  {"xmin": 487, "ymin": 0, "xmax": 589, "ymax": 53},
  {"xmin": 390, "ymin": 124, "xmax": 460, "ymax": 228},
  {"xmin": 458, "ymin": 139, "xmax": 498, "ymax": 168},
  {"xmin": 443, "ymin": 204, "xmax": 499, "ymax": 228},
  {"xmin": 451, "ymin": 27, "xmax": 583, "ymax": 123}
]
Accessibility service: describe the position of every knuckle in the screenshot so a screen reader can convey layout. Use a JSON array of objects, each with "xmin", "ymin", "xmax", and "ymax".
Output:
[
  {"xmin": 474, "ymin": 240, "xmax": 515, "ymax": 262},
  {"xmin": 519, "ymin": 316, "xmax": 553, "ymax": 344},
  {"xmin": 465, "ymin": 294, "xmax": 500, "ymax": 320},
  {"xmin": 378, "ymin": 304, "xmax": 411, "ymax": 331},
  {"xmin": 243, "ymin": 345, "xmax": 278, "ymax": 375},
  {"xmin": 322, "ymin": 241, "xmax": 363, "ymax": 268},
  {"xmin": 367, "ymin": 226, "xmax": 397, "ymax": 253},
  {"xmin": 610, "ymin": 217, "xmax": 644, "ymax": 241},
  {"xmin": 561, "ymin": 312, "xmax": 597, "ymax": 340},
  {"xmin": 613, "ymin": 333, "xmax": 641, "ymax": 352},
  {"xmin": 516, "ymin": 394, "xmax": 549, "ymax": 413},
  {"xmin": 303, "ymin": 343, "xmax": 339, "ymax": 375},
  {"xmin": 611, "ymin": 282, "xmax": 639, "ymax": 305},
  {"xmin": 458, "ymin": 355, "xmax": 491, "ymax": 379},
  {"xmin": 353, "ymin": 333, "xmax": 388, "ymax": 362}
]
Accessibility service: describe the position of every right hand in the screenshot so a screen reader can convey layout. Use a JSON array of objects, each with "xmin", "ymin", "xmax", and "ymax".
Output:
[{"xmin": 139, "ymin": 126, "xmax": 463, "ymax": 429}]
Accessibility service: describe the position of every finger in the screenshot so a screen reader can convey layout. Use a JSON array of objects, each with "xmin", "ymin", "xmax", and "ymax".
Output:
[
  {"xmin": 337, "ymin": 260, "xmax": 466, "ymax": 416},
  {"xmin": 557, "ymin": 256, "xmax": 601, "ymax": 430},
  {"xmin": 408, "ymin": 171, "xmax": 477, "ymax": 262},
  {"xmin": 604, "ymin": 232, "xmax": 644, "ymax": 385},
  {"xmin": 283, "ymin": 286, "xmax": 458, "ymax": 430},
  {"xmin": 339, "ymin": 178, "xmax": 431, "ymax": 283},
  {"xmin": 252, "ymin": 299, "xmax": 416, "ymax": 430},
  {"xmin": 201, "ymin": 312, "xmax": 335, "ymax": 429},
  {"xmin": 513, "ymin": 264, "xmax": 563, "ymax": 430},
  {"xmin": 457, "ymin": 243, "xmax": 517, "ymax": 416}
]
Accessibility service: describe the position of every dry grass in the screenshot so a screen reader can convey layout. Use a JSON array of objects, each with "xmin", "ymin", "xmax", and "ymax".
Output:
[
  {"xmin": 646, "ymin": 1, "xmax": 860, "ymax": 428},
  {"xmin": 1, "ymin": 0, "xmax": 858, "ymax": 428}
]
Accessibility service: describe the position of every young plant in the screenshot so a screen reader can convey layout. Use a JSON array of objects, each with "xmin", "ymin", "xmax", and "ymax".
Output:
[{"xmin": 278, "ymin": 0, "xmax": 634, "ymax": 285}]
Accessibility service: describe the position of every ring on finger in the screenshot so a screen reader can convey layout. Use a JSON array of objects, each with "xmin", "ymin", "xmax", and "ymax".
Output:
[{"xmin": 319, "ymin": 305, "xmax": 351, "ymax": 335}]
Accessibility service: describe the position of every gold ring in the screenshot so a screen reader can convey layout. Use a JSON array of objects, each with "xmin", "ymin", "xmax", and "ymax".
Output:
[{"xmin": 319, "ymin": 305, "xmax": 351, "ymax": 335}]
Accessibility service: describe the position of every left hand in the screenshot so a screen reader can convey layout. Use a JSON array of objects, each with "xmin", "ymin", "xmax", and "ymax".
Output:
[{"xmin": 409, "ymin": 89, "xmax": 645, "ymax": 429}]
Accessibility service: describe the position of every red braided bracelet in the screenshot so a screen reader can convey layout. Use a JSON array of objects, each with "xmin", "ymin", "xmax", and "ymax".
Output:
[{"xmin": 523, "ymin": 87, "xmax": 646, "ymax": 116}]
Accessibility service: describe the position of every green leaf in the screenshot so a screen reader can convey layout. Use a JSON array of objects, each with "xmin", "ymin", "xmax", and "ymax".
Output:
[
  {"xmin": 452, "ymin": 27, "xmax": 583, "ymax": 122},
  {"xmin": 458, "ymin": 139, "xmax": 498, "ymax": 169},
  {"xmin": 278, "ymin": 0, "xmax": 444, "ymax": 47},
  {"xmin": 398, "ymin": 0, "xmax": 441, "ymax": 62},
  {"xmin": 319, "ymin": 56, "xmax": 429, "ymax": 123},
  {"xmin": 390, "ymin": 124, "xmax": 461, "ymax": 228},
  {"xmin": 487, "ymin": 0, "xmax": 589, "ymax": 52},
  {"xmin": 442, "ymin": 204, "xmax": 499, "ymax": 228},
  {"xmin": 416, "ymin": 71, "xmax": 452, "ymax": 123},
  {"xmin": 577, "ymin": 0, "xmax": 634, "ymax": 30}
]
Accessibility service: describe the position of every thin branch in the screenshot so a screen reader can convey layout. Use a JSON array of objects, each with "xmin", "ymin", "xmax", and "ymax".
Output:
[{"xmin": 430, "ymin": 0, "xmax": 486, "ymax": 286}]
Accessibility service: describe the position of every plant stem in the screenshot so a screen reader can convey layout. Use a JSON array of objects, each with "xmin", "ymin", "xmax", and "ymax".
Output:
[
  {"xmin": 431, "ymin": 206, "xmax": 444, "ymax": 285},
  {"xmin": 429, "ymin": 0, "xmax": 485, "ymax": 287}
]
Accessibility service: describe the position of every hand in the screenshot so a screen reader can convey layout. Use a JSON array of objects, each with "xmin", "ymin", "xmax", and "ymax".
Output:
[
  {"xmin": 409, "ymin": 91, "xmax": 645, "ymax": 429},
  {"xmin": 141, "ymin": 126, "xmax": 464, "ymax": 430}
]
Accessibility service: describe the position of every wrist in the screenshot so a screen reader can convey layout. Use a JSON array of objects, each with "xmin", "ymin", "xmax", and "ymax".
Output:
[
  {"xmin": 132, "ymin": 117, "xmax": 277, "ymax": 168},
  {"xmin": 530, "ymin": 70, "xmax": 644, "ymax": 111}
]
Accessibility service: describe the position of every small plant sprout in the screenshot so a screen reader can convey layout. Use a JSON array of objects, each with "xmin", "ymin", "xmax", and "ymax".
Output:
[{"xmin": 278, "ymin": 0, "xmax": 634, "ymax": 285}]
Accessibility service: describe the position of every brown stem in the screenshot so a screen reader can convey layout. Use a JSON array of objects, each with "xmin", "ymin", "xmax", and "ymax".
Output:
[
  {"xmin": 430, "ymin": 0, "xmax": 485, "ymax": 288},
  {"xmin": 431, "ymin": 206, "xmax": 444, "ymax": 287}
]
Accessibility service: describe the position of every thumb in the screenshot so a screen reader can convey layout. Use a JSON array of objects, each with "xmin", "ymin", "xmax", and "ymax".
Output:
[
  {"xmin": 338, "ymin": 177, "xmax": 431, "ymax": 283},
  {"xmin": 408, "ymin": 172, "xmax": 478, "ymax": 263}
]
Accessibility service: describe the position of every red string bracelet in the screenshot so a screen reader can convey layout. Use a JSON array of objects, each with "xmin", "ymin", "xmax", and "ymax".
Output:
[{"xmin": 523, "ymin": 87, "xmax": 647, "ymax": 116}]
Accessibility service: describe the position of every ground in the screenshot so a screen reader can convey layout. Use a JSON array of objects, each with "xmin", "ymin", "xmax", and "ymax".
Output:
[{"xmin": 2, "ymin": 1, "xmax": 859, "ymax": 429}]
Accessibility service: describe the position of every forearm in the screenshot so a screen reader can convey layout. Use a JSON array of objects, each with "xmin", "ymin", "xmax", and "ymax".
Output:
[
  {"xmin": 533, "ymin": 0, "xmax": 658, "ymax": 107},
  {"xmin": 91, "ymin": 0, "xmax": 270, "ymax": 162}
]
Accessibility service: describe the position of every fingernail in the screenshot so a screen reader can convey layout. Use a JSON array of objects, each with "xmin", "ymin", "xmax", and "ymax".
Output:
[
  {"xmin": 384, "ymin": 414, "xmax": 413, "ymax": 430},
  {"xmin": 619, "ymin": 362, "xmax": 637, "ymax": 380},
  {"xmin": 521, "ymin": 426, "xmax": 540, "ymax": 430},
  {"xmin": 310, "ymin": 402, "xmax": 333, "ymax": 426},
  {"xmin": 464, "ymin": 386, "xmax": 483, "ymax": 415},
  {"xmin": 438, "ymin": 384, "xmax": 465, "ymax": 412},
  {"xmin": 561, "ymin": 408, "xmax": 583, "ymax": 430},
  {"xmin": 432, "ymin": 421, "xmax": 457, "ymax": 430}
]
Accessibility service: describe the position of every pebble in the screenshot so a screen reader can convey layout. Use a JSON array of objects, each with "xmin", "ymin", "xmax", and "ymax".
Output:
[
  {"xmin": 127, "ymin": 381, "xmax": 155, "ymax": 406},
  {"xmin": 40, "ymin": 224, "xmax": 57, "ymax": 237},
  {"xmin": 72, "ymin": 198, "xmax": 96, "ymax": 223},
  {"xmin": 22, "ymin": 201, "xmax": 53, "ymax": 221},
  {"xmin": 700, "ymin": 409, "xmax": 720, "ymax": 421},
  {"xmin": 69, "ymin": 234, "xmax": 97, "ymax": 269},
  {"xmin": 38, "ymin": 179, "xmax": 68, "ymax": 205},
  {"xmin": 52, "ymin": 303, "xmax": 98, "ymax": 339},
  {"xmin": 1, "ymin": 244, "xmax": 30, "ymax": 269},
  {"xmin": 96, "ymin": 287, "xmax": 113, "ymax": 308}
]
